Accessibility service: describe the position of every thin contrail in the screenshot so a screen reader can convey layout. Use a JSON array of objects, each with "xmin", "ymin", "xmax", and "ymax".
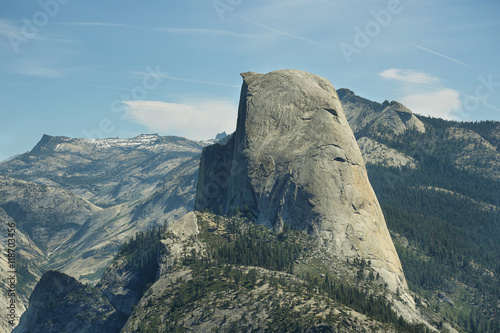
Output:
[
  {"xmin": 129, "ymin": 72, "xmax": 240, "ymax": 88},
  {"xmin": 60, "ymin": 22, "xmax": 136, "ymax": 28},
  {"xmin": 164, "ymin": 76, "xmax": 240, "ymax": 88},
  {"xmin": 237, "ymin": 15, "xmax": 333, "ymax": 50},
  {"xmin": 89, "ymin": 84, "xmax": 131, "ymax": 91},
  {"xmin": 156, "ymin": 27, "xmax": 263, "ymax": 39},
  {"xmin": 89, "ymin": 84, "xmax": 185, "ymax": 98},
  {"xmin": 482, "ymin": 101, "xmax": 500, "ymax": 112},
  {"xmin": 414, "ymin": 45, "xmax": 472, "ymax": 67}
]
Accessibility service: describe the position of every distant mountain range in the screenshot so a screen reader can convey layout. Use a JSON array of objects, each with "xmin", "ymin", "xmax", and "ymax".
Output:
[
  {"xmin": 0, "ymin": 134, "xmax": 216, "ymax": 332},
  {"xmin": 1, "ymin": 71, "xmax": 498, "ymax": 332}
]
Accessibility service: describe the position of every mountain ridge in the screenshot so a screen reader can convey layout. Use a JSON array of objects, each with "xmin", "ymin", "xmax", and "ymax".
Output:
[
  {"xmin": 2, "ymin": 73, "xmax": 498, "ymax": 332},
  {"xmin": 337, "ymin": 88, "xmax": 425, "ymax": 136}
]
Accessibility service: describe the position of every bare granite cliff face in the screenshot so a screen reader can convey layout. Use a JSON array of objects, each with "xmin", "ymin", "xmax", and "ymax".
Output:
[{"xmin": 195, "ymin": 69, "xmax": 408, "ymax": 295}]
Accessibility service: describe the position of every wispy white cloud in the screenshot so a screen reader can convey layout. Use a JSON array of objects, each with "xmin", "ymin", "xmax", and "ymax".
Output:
[
  {"xmin": 0, "ymin": 19, "xmax": 79, "ymax": 55},
  {"xmin": 379, "ymin": 68, "xmax": 440, "ymax": 85},
  {"xmin": 0, "ymin": 18, "xmax": 82, "ymax": 78},
  {"xmin": 123, "ymin": 99, "xmax": 237, "ymax": 140},
  {"xmin": 0, "ymin": 19, "xmax": 38, "ymax": 53},
  {"xmin": 0, "ymin": 20, "xmax": 16, "ymax": 53},
  {"xmin": 0, "ymin": 19, "xmax": 19, "ymax": 36},
  {"xmin": 379, "ymin": 68, "xmax": 463, "ymax": 120},
  {"xmin": 13, "ymin": 60, "xmax": 66, "ymax": 78},
  {"xmin": 400, "ymin": 89, "xmax": 462, "ymax": 120},
  {"xmin": 11, "ymin": 58, "xmax": 87, "ymax": 79}
]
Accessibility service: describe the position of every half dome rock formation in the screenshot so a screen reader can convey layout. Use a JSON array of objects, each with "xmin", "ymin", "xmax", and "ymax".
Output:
[{"xmin": 195, "ymin": 69, "xmax": 408, "ymax": 295}]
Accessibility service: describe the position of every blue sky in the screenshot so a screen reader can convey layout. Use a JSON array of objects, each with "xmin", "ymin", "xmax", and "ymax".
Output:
[{"xmin": 1, "ymin": 0, "xmax": 499, "ymax": 160}]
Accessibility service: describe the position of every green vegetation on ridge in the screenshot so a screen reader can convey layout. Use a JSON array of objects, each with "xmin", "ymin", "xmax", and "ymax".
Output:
[
  {"xmin": 128, "ymin": 213, "xmax": 430, "ymax": 332},
  {"xmin": 362, "ymin": 119, "xmax": 500, "ymax": 333}
]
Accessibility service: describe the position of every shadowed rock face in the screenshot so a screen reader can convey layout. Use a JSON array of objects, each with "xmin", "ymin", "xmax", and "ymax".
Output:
[
  {"xmin": 13, "ymin": 271, "xmax": 126, "ymax": 333},
  {"xmin": 195, "ymin": 69, "xmax": 407, "ymax": 293}
]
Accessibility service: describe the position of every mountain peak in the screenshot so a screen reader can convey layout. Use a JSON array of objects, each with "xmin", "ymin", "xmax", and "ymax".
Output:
[
  {"xmin": 340, "ymin": 92, "xmax": 425, "ymax": 135},
  {"xmin": 30, "ymin": 134, "xmax": 70, "ymax": 154},
  {"xmin": 384, "ymin": 100, "xmax": 413, "ymax": 114},
  {"xmin": 337, "ymin": 88, "xmax": 355, "ymax": 99},
  {"xmin": 195, "ymin": 69, "xmax": 409, "ymax": 297},
  {"xmin": 214, "ymin": 131, "xmax": 228, "ymax": 141}
]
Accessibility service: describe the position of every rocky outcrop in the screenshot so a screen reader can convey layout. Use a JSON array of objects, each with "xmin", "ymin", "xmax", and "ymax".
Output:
[
  {"xmin": 0, "ymin": 175, "xmax": 102, "ymax": 254},
  {"xmin": 122, "ymin": 212, "xmax": 421, "ymax": 332},
  {"xmin": 338, "ymin": 88, "xmax": 425, "ymax": 135},
  {"xmin": 0, "ymin": 133, "xmax": 205, "ymax": 284},
  {"xmin": 157, "ymin": 212, "xmax": 203, "ymax": 275},
  {"xmin": 13, "ymin": 271, "xmax": 126, "ymax": 333},
  {"xmin": 98, "ymin": 257, "xmax": 150, "ymax": 317},
  {"xmin": 445, "ymin": 127, "xmax": 500, "ymax": 180},
  {"xmin": 0, "ymin": 134, "xmax": 204, "ymax": 207},
  {"xmin": 195, "ymin": 69, "xmax": 408, "ymax": 296},
  {"xmin": 0, "ymin": 136, "xmax": 204, "ymax": 328},
  {"xmin": 357, "ymin": 137, "xmax": 417, "ymax": 169}
]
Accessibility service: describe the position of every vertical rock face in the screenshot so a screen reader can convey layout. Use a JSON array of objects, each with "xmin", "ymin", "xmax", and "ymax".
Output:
[{"xmin": 195, "ymin": 69, "xmax": 407, "ymax": 292}]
